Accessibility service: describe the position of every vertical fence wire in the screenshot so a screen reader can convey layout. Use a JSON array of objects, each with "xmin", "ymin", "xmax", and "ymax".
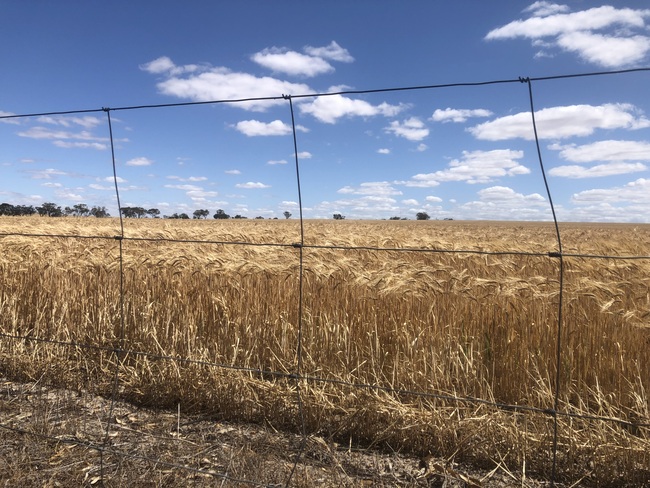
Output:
[
  {"xmin": 523, "ymin": 78, "xmax": 565, "ymax": 486},
  {"xmin": 284, "ymin": 94, "xmax": 309, "ymax": 486},
  {"xmin": 99, "ymin": 107, "xmax": 127, "ymax": 483}
]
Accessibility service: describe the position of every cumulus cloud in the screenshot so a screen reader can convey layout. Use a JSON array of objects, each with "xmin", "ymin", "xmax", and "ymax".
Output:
[
  {"xmin": 337, "ymin": 181, "xmax": 402, "ymax": 196},
  {"xmin": 142, "ymin": 57, "xmax": 312, "ymax": 111},
  {"xmin": 406, "ymin": 149, "xmax": 529, "ymax": 186},
  {"xmin": 549, "ymin": 162, "xmax": 647, "ymax": 178},
  {"xmin": 304, "ymin": 41, "xmax": 354, "ymax": 62},
  {"xmin": 164, "ymin": 184, "xmax": 202, "ymax": 191},
  {"xmin": 251, "ymin": 48, "xmax": 334, "ymax": 77},
  {"xmin": 27, "ymin": 168, "xmax": 68, "ymax": 180},
  {"xmin": 571, "ymin": 177, "xmax": 650, "ymax": 204},
  {"xmin": 0, "ymin": 110, "xmax": 20, "ymax": 124},
  {"xmin": 235, "ymin": 182, "xmax": 271, "ymax": 189},
  {"xmin": 225, "ymin": 169, "xmax": 241, "ymax": 175},
  {"xmin": 53, "ymin": 141, "xmax": 107, "ymax": 150},
  {"xmin": 299, "ymin": 94, "xmax": 405, "ymax": 124},
  {"xmin": 267, "ymin": 160, "xmax": 288, "ymax": 165},
  {"xmin": 469, "ymin": 103, "xmax": 650, "ymax": 141},
  {"xmin": 548, "ymin": 139, "xmax": 650, "ymax": 178},
  {"xmin": 377, "ymin": 148, "xmax": 391, "ymax": 154},
  {"xmin": 126, "ymin": 157, "xmax": 154, "ymax": 166},
  {"xmin": 167, "ymin": 175, "xmax": 208, "ymax": 182},
  {"xmin": 431, "ymin": 108, "xmax": 493, "ymax": 123},
  {"xmin": 486, "ymin": 4, "xmax": 650, "ymax": 67},
  {"xmin": 251, "ymin": 41, "xmax": 353, "ymax": 77},
  {"xmin": 385, "ymin": 117, "xmax": 429, "ymax": 141},
  {"xmin": 234, "ymin": 119, "xmax": 308, "ymax": 136}
]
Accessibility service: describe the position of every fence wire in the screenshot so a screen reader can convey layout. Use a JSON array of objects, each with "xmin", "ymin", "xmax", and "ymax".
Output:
[{"xmin": 1, "ymin": 67, "xmax": 649, "ymax": 487}]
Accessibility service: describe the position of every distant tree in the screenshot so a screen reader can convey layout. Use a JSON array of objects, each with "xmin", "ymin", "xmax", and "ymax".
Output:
[
  {"xmin": 255, "ymin": 216, "xmax": 264, "ymax": 219},
  {"xmin": 179, "ymin": 213, "xmax": 189, "ymax": 219},
  {"xmin": 333, "ymin": 213, "xmax": 345, "ymax": 220},
  {"xmin": 193, "ymin": 209, "xmax": 210, "ymax": 219},
  {"xmin": 0, "ymin": 203, "xmax": 37, "ymax": 216},
  {"xmin": 147, "ymin": 208, "xmax": 160, "ymax": 218},
  {"xmin": 233, "ymin": 214, "xmax": 247, "ymax": 219},
  {"xmin": 416, "ymin": 212, "xmax": 430, "ymax": 221},
  {"xmin": 283, "ymin": 211, "xmax": 292, "ymax": 219},
  {"xmin": 389, "ymin": 216, "xmax": 401, "ymax": 220},
  {"xmin": 90, "ymin": 206, "xmax": 110, "ymax": 218},
  {"xmin": 73, "ymin": 203, "xmax": 90, "ymax": 217},
  {"xmin": 120, "ymin": 206, "xmax": 146, "ymax": 218},
  {"xmin": 213, "ymin": 209, "xmax": 230, "ymax": 219},
  {"xmin": 37, "ymin": 202, "xmax": 63, "ymax": 217}
]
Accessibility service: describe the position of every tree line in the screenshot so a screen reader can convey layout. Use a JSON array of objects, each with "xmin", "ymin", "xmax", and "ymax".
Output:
[
  {"xmin": 0, "ymin": 202, "xmax": 110, "ymax": 217},
  {"xmin": 1, "ymin": 202, "xmax": 446, "ymax": 221}
]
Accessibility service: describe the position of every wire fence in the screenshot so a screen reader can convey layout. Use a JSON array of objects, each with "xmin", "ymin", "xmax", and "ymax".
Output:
[{"xmin": 1, "ymin": 67, "xmax": 650, "ymax": 486}]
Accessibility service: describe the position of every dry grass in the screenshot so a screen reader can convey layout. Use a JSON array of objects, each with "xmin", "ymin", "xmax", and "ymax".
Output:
[{"xmin": 0, "ymin": 217, "xmax": 649, "ymax": 486}]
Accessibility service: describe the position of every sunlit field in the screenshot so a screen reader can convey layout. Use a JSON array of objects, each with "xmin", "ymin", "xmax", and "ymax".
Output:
[{"xmin": 1, "ymin": 217, "xmax": 649, "ymax": 485}]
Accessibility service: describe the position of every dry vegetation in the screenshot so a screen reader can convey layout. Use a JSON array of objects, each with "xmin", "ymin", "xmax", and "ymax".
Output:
[{"xmin": 0, "ymin": 217, "xmax": 649, "ymax": 486}]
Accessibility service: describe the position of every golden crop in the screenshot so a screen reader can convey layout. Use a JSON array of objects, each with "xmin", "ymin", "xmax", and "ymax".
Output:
[{"xmin": 1, "ymin": 217, "xmax": 648, "ymax": 483}]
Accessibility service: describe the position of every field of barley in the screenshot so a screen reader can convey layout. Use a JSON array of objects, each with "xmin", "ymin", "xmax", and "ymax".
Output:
[{"xmin": 1, "ymin": 216, "xmax": 649, "ymax": 486}]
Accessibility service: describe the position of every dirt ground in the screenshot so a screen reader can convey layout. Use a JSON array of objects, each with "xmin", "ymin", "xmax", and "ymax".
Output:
[{"xmin": 0, "ymin": 377, "xmax": 563, "ymax": 487}]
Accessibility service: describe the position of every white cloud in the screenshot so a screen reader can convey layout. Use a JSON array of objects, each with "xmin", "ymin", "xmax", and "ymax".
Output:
[
  {"xmin": 126, "ymin": 157, "xmax": 154, "ymax": 166},
  {"xmin": 164, "ymin": 184, "xmax": 202, "ymax": 191},
  {"xmin": 225, "ymin": 169, "xmax": 241, "ymax": 175},
  {"xmin": 416, "ymin": 144, "xmax": 428, "ymax": 152},
  {"xmin": 37, "ymin": 115, "xmax": 102, "ymax": 129},
  {"xmin": 234, "ymin": 119, "xmax": 308, "ymax": 136},
  {"xmin": 167, "ymin": 175, "xmax": 208, "ymax": 182},
  {"xmin": 469, "ymin": 104, "xmax": 650, "ymax": 141},
  {"xmin": 431, "ymin": 108, "xmax": 493, "ymax": 123},
  {"xmin": 571, "ymin": 177, "xmax": 650, "ymax": 204},
  {"xmin": 557, "ymin": 31, "xmax": 650, "ymax": 68},
  {"xmin": 250, "ymin": 42, "xmax": 353, "ymax": 77},
  {"xmin": 101, "ymin": 176, "xmax": 126, "ymax": 183},
  {"xmin": 550, "ymin": 162, "xmax": 647, "ymax": 178},
  {"xmin": 139, "ymin": 56, "xmax": 201, "ymax": 76},
  {"xmin": 486, "ymin": 4, "xmax": 650, "ymax": 68},
  {"xmin": 144, "ymin": 57, "xmax": 313, "ymax": 111},
  {"xmin": 385, "ymin": 117, "xmax": 429, "ymax": 141},
  {"xmin": 337, "ymin": 181, "xmax": 402, "ymax": 196},
  {"xmin": 267, "ymin": 159, "xmax": 288, "ymax": 165},
  {"xmin": 16, "ymin": 125, "xmax": 122, "ymax": 149},
  {"xmin": 525, "ymin": 2, "xmax": 570, "ymax": 17},
  {"xmin": 477, "ymin": 186, "xmax": 545, "ymax": 203},
  {"xmin": 186, "ymin": 190, "xmax": 219, "ymax": 199},
  {"xmin": 551, "ymin": 140, "xmax": 650, "ymax": 163},
  {"xmin": 402, "ymin": 198, "xmax": 419, "ymax": 205},
  {"xmin": 27, "ymin": 168, "xmax": 68, "ymax": 180},
  {"xmin": 295, "ymin": 151, "xmax": 312, "ymax": 159},
  {"xmin": 299, "ymin": 94, "xmax": 405, "ymax": 124},
  {"xmin": 53, "ymin": 141, "xmax": 107, "ymax": 150},
  {"xmin": 426, "ymin": 196, "xmax": 443, "ymax": 203},
  {"xmin": 0, "ymin": 110, "xmax": 20, "ymax": 124},
  {"xmin": 89, "ymin": 184, "xmax": 110, "ymax": 190},
  {"xmin": 235, "ymin": 182, "xmax": 271, "ymax": 189},
  {"xmin": 304, "ymin": 41, "xmax": 354, "ymax": 62},
  {"xmin": 455, "ymin": 186, "xmax": 548, "ymax": 220},
  {"xmin": 377, "ymin": 148, "xmax": 391, "ymax": 154},
  {"xmin": 251, "ymin": 48, "xmax": 333, "ymax": 77},
  {"xmin": 406, "ymin": 149, "xmax": 529, "ymax": 186}
]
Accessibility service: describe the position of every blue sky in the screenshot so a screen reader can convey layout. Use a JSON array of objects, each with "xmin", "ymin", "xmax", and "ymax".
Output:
[{"xmin": 1, "ymin": 1, "xmax": 650, "ymax": 221}]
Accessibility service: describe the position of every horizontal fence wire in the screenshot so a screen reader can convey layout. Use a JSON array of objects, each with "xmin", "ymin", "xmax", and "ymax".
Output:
[{"xmin": 1, "ymin": 66, "xmax": 649, "ymax": 487}]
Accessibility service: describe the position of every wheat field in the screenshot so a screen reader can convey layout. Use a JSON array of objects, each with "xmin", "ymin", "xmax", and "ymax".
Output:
[{"xmin": 0, "ymin": 216, "xmax": 648, "ymax": 485}]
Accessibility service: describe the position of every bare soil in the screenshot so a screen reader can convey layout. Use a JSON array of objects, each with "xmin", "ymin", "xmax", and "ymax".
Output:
[{"xmin": 0, "ymin": 378, "xmax": 558, "ymax": 488}]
